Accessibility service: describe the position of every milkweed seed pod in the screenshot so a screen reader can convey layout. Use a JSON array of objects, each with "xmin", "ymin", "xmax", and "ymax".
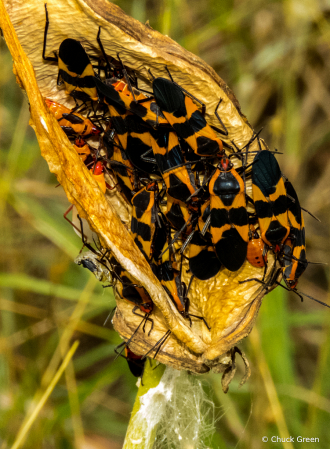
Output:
[{"xmin": 1, "ymin": 0, "xmax": 281, "ymax": 392}]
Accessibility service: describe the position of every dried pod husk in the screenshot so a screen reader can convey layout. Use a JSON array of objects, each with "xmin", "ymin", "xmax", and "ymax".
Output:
[{"xmin": 1, "ymin": 0, "xmax": 280, "ymax": 387}]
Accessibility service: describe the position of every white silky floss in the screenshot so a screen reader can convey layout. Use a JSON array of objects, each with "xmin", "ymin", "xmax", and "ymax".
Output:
[{"xmin": 127, "ymin": 366, "xmax": 215, "ymax": 449}]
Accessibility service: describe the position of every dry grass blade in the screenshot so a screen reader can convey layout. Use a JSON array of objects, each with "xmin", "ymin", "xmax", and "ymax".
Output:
[{"xmin": 11, "ymin": 340, "xmax": 80, "ymax": 449}]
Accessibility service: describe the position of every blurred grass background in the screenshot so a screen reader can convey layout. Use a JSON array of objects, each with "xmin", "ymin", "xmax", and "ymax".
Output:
[{"xmin": 1, "ymin": 0, "xmax": 330, "ymax": 447}]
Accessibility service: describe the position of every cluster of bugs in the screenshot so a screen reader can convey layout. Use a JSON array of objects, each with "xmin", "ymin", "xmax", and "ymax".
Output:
[{"xmin": 42, "ymin": 5, "xmax": 328, "ymax": 379}]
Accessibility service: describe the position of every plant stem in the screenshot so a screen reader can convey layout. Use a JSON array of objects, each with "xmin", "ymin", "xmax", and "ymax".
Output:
[{"xmin": 123, "ymin": 359, "xmax": 166, "ymax": 449}]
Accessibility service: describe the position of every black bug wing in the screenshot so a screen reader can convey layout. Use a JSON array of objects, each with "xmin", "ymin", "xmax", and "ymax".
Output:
[
  {"xmin": 285, "ymin": 180, "xmax": 302, "ymax": 226},
  {"xmin": 94, "ymin": 76, "xmax": 126, "ymax": 110},
  {"xmin": 59, "ymin": 39, "xmax": 91, "ymax": 75},
  {"xmin": 126, "ymin": 135, "xmax": 160, "ymax": 175},
  {"xmin": 252, "ymin": 150, "xmax": 282, "ymax": 196},
  {"xmin": 153, "ymin": 78, "xmax": 186, "ymax": 114},
  {"xmin": 215, "ymin": 228, "xmax": 247, "ymax": 272},
  {"xmin": 189, "ymin": 232, "xmax": 222, "ymax": 280}
]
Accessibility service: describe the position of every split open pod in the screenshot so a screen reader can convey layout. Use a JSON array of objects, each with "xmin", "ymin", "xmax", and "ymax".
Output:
[{"xmin": 1, "ymin": 0, "xmax": 280, "ymax": 392}]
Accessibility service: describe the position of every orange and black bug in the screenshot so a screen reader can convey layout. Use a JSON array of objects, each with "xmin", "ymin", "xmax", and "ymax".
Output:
[
  {"xmin": 279, "ymin": 180, "xmax": 307, "ymax": 288},
  {"xmin": 162, "ymin": 155, "xmax": 197, "ymax": 204},
  {"xmin": 131, "ymin": 182, "xmax": 159, "ymax": 262},
  {"xmin": 150, "ymin": 130, "xmax": 184, "ymax": 173},
  {"xmin": 247, "ymin": 224, "xmax": 268, "ymax": 268},
  {"xmin": 151, "ymin": 74, "xmax": 225, "ymax": 157},
  {"xmin": 57, "ymin": 38, "xmax": 98, "ymax": 102},
  {"xmin": 115, "ymin": 343, "xmax": 146, "ymax": 378},
  {"xmin": 94, "ymin": 76, "xmax": 169, "ymax": 129},
  {"xmin": 43, "ymin": 5, "xmax": 99, "ymax": 103},
  {"xmin": 125, "ymin": 347, "xmax": 145, "ymax": 378},
  {"xmin": 102, "ymin": 128, "xmax": 136, "ymax": 202},
  {"xmin": 103, "ymin": 99, "xmax": 161, "ymax": 175},
  {"xmin": 165, "ymin": 195, "xmax": 194, "ymax": 233},
  {"xmin": 114, "ymin": 266, "xmax": 153, "ymax": 316},
  {"xmin": 110, "ymin": 261, "xmax": 154, "ymax": 335},
  {"xmin": 157, "ymin": 244, "xmax": 185, "ymax": 315},
  {"xmin": 45, "ymin": 98, "xmax": 101, "ymax": 137},
  {"xmin": 252, "ymin": 150, "xmax": 290, "ymax": 250},
  {"xmin": 157, "ymin": 243, "xmax": 210, "ymax": 329},
  {"xmin": 209, "ymin": 156, "xmax": 249, "ymax": 271}
]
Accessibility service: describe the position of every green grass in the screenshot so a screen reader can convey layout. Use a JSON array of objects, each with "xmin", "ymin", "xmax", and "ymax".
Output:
[{"xmin": 1, "ymin": 0, "xmax": 330, "ymax": 447}]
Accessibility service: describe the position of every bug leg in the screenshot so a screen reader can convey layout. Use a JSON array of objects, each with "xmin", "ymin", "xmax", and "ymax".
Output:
[
  {"xmin": 43, "ymin": 4, "xmax": 58, "ymax": 62},
  {"xmin": 180, "ymin": 230, "xmax": 196, "ymax": 254},
  {"xmin": 141, "ymin": 330, "xmax": 171, "ymax": 360},
  {"xmin": 114, "ymin": 341, "xmax": 127, "ymax": 360},
  {"xmin": 201, "ymin": 214, "xmax": 211, "ymax": 236},
  {"xmin": 158, "ymin": 215, "xmax": 196, "ymax": 259},
  {"xmin": 186, "ymin": 169, "xmax": 216, "ymax": 202},
  {"xmin": 132, "ymin": 308, "xmax": 154, "ymax": 336},
  {"xmin": 96, "ymin": 27, "xmax": 112, "ymax": 78},
  {"xmin": 119, "ymin": 315, "xmax": 147, "ymax": 355},
  {"xmin": 188, "ymin": 314, "xmax": 211, "ymax": 330},
  {"xmin": 261, "ymin": 245, "xmax": 268, "ymax": 282},
  {"xmin": 210, "ymin": 98, "xmax": 229, "ymax": 136}
]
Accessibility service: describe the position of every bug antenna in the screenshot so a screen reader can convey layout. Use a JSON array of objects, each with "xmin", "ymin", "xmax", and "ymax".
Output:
[
  {"xmin": 300, "ymin": 206, "xmax": 321, "ymax": 222},
  {"xmin": 165, "ymin": 65, "xmax": 174, "ymax": 82},
  {"xmin": 295, "ymin": 290, "xmax": 330, "ymax": 309}
]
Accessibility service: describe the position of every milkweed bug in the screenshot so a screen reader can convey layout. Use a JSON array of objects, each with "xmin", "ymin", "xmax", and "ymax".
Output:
[
  {"xmin": 247, "ymin": 224, "xmax": 268, "ymax": 268},
  {"xmin": 94, "ymin": 76, "xmax": 168, "ymax": 129},
  {"xmin": 162, "ymin": 162, "xmax": 197, "ymax": 204},
  {"xmin": 151, "ymin": 73, "xmax": 224, "ymax": 157},
  {"xmin": 58, "ymin": 38, "xmax": 99, "ymax": 102},
  {"xmin": 45, "ymin": 98, "xmax": 101, "ymax": 137},
  {"xmin": 42, "ymin": 4, "xmax": 99, "ymax": 103},
  {"xmin": 104, "ymin": 100, "xmax": 161, "ymax": 175},
  {"xmin": 131, "ymin": 182, "xmax": 160, "ymax": 262},
  {"xmin": 156, "ymin": 242, "xmax": 210, "ymax": 329},
  {"xmin": 252, "ymin": 150, "xmax": 290, "ymax": 250},
  {"xmin": 209, "ymin": 156, "xmax": 249, "ymax": 271},
  {"xmin": 114, "ymin": 343, "xmax": 146, "ymax": 378},
  {"xmin": 103, "ymin": 130, "xmax": 136, "ymax": 202},
  {"xmin": 279, "ymin": 181, "xmax": 307, "ymax": 288},
  {"xmin": 150, "ymin": 130, "xmax": 184, "ymax": 173},
  {"xmin": 164, "ymin": 195, "xmax": 191, "ymax": 232}
]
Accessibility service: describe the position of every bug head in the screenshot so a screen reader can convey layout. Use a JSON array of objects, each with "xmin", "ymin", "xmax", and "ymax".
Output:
[
  {"xmin": 284, "ymin": 277, "xmax": 298, "ymax": 290},
  {"xmin": 219, "ymin": 156, "xmax": 233, "ymax": 171}
]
